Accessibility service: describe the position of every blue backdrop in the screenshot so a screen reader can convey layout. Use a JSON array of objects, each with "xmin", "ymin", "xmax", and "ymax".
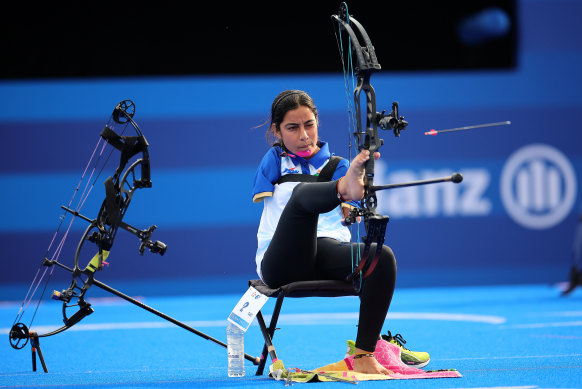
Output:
[{"xmin": 1, "ymin": 0, "xmax": 581, "ymax": 291}]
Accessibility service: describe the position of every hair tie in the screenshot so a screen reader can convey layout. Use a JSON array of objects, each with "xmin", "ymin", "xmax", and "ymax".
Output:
[{"xmin": 272, "ymin": 90, "xmax": 303, "ymax": 113}]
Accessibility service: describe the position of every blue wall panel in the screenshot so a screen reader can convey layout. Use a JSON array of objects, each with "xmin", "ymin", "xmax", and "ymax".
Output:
[{"xmin": 1, "ymin": 0, "xmax": 581, "ymax": 290}]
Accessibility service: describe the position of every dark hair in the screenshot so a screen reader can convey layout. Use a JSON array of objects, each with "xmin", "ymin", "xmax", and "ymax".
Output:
[{"xmin": 265, "ymin": 90, "xmax": 319, "ymax": 146}]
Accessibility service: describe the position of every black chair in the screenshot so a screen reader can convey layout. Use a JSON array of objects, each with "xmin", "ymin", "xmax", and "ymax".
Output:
[{"xmin": 249, "ymin": 278, "xmax": 359, "ymax": 375}]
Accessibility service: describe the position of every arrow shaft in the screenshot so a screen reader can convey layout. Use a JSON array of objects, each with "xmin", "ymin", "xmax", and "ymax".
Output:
[{"xmin": 438, "ymin": 121, "xmax": 511, "ymax": 133}]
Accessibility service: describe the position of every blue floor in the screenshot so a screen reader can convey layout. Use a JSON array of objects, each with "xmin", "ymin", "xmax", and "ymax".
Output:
[{"xmin": 1, "ymin": 280, "xmax": 582, "ymax": 388}]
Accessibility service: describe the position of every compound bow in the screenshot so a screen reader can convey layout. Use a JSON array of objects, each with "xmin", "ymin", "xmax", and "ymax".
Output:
[
  {"xmin": 9, "ymin": 100, "xmax": 260, "ymax": 373},
  {"xmin": 9, "ymin": 100, "xmax": 167, "ymax": 366},
  {"xmin": 331, "ymin": 3, "xmax": 463, "ymax": 290}
]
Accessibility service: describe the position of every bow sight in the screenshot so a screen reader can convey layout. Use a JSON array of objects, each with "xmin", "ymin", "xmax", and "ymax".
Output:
[{"xmin": 378, "ymin": 102, "xmax": 408, "ymax": 137}]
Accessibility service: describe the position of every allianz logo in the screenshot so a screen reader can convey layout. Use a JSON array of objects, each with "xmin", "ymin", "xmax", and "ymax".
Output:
[
  {"xmin": 374, "ymin": 143, "xmax": 577, "ymax": 230},
  {"xmin": 375, "ymin": 164, "xmax": 491, "ymax": 218},
  {"xmin": 501, "ymin": 144, "xmax": 577, "ymax": 230}
]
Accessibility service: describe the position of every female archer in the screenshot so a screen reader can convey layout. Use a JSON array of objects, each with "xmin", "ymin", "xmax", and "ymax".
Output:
[{"xmin": 252, "ymin": 90, "xmax": 429, "ymax": 374}]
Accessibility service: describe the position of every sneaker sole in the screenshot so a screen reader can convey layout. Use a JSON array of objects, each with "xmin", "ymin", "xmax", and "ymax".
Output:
[{"xmin": 402, "ymin": 354, "xmax": 430, "ymax": 368}]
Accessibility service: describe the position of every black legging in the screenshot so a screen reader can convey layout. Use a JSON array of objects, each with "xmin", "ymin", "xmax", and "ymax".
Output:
[{"xmin": 260, "ymin": 181, "xmax": 397, "ymax": 352}]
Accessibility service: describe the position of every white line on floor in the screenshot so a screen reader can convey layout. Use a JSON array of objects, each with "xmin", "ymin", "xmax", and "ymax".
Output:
[{"xmin": 1, "ymin": 311, "xmax": 506, "ymax": 335}]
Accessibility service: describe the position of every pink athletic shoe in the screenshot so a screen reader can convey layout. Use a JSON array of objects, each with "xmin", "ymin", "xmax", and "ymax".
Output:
[
  {"xmin": 373, "ymin": 338, "xmax": 426, "ymax": 374},
  {"xmin": 345, "ymin": 338, "xmax": 425, "ymax": 374}
]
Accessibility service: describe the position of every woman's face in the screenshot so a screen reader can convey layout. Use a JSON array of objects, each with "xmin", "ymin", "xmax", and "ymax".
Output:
[{"xmin": 274, "ymin": 105, "xmax": 319, "ymax": 158}]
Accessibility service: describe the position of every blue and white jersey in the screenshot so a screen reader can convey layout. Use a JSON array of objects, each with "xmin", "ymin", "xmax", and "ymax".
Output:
[{"xmin": 252, "ymin": 142, "xmax": 352, "ymax": 280}]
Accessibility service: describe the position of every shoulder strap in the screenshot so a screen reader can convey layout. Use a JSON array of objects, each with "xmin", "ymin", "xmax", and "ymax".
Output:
[
  {"xmin": 317, "ymin": 156, "xmax": 342, "ymax": 182},
  {"xmin": 276, "ymin": 174, "xmax": 317, "ymax": 184},
  {"xmin": 276, "ymin": 156, "xmax": 343, "ymax": 184}
]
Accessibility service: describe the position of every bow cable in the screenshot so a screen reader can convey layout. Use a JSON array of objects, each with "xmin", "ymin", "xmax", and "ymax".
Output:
[{"xmin": 333, "ymin": 2, "xmax": 363, "ymax": 285}]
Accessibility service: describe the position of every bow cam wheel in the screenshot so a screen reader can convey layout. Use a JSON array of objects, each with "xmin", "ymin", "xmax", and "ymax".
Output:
[
  {"xmin": 112, "ymin": 100, "xmax": 135, "ymax": 124},
  {"xmin": 9, "ymin": 323, "xmax": 30, "ymax": 349}
]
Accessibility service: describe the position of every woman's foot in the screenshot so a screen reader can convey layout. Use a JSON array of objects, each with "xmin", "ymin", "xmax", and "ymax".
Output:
[
  {"xmin": 352, "ymin": 348, "xmax": 392, "ymax": 375},
  {"xmin": 337, "ymin": 150, "xmax": 379, "ymax": 202}
]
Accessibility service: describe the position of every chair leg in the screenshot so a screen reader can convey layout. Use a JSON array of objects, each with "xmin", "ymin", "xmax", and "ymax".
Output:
[
  {"xmin": 268, "ymin": 294, "xmax": 285, "ymax": 338},
  {"xmin": 255, "ymin": 311, "xmax": 269, "ymax": 375},
  {"xmin": 255, "ymin": 294, "xmax": 286, "ymax": 375}
]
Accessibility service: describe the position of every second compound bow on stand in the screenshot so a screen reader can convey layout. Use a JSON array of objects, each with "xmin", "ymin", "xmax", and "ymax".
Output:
[
  {"xmin": 331, "ymin": 3, "xmax": 463, "ymax": 291},
  {"xmin": 9, "ymin": 100, "xmax": 260, "ymax": 373}
]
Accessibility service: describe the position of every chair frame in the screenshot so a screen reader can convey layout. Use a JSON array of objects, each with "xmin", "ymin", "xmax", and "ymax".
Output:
[{"xmin": 249, "ymin": 279, "xmax": 359, "ymax": 375}]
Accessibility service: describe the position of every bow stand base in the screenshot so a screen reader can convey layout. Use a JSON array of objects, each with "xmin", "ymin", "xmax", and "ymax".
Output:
[
  {"xmin": 30, "ymin": 332, "xmax": 48, "ymax": 373},
  {"xmin": 8, "ymin": 324, "xmax": 48, "ymax": 373}
]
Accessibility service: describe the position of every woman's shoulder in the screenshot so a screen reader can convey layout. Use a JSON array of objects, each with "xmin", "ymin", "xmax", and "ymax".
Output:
[
  {"xmin": 255, "ymin": 145, "xmax": 287, "ymax": 179},
  {"xmin": 258, "ymin": 145, "xmax": 283, "ymax": 165}
]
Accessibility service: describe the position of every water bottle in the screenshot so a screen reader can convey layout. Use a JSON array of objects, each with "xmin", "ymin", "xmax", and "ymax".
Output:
[{"xmin": 227, "ymin": 322, "xmax": 245, "ymax": 377}]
